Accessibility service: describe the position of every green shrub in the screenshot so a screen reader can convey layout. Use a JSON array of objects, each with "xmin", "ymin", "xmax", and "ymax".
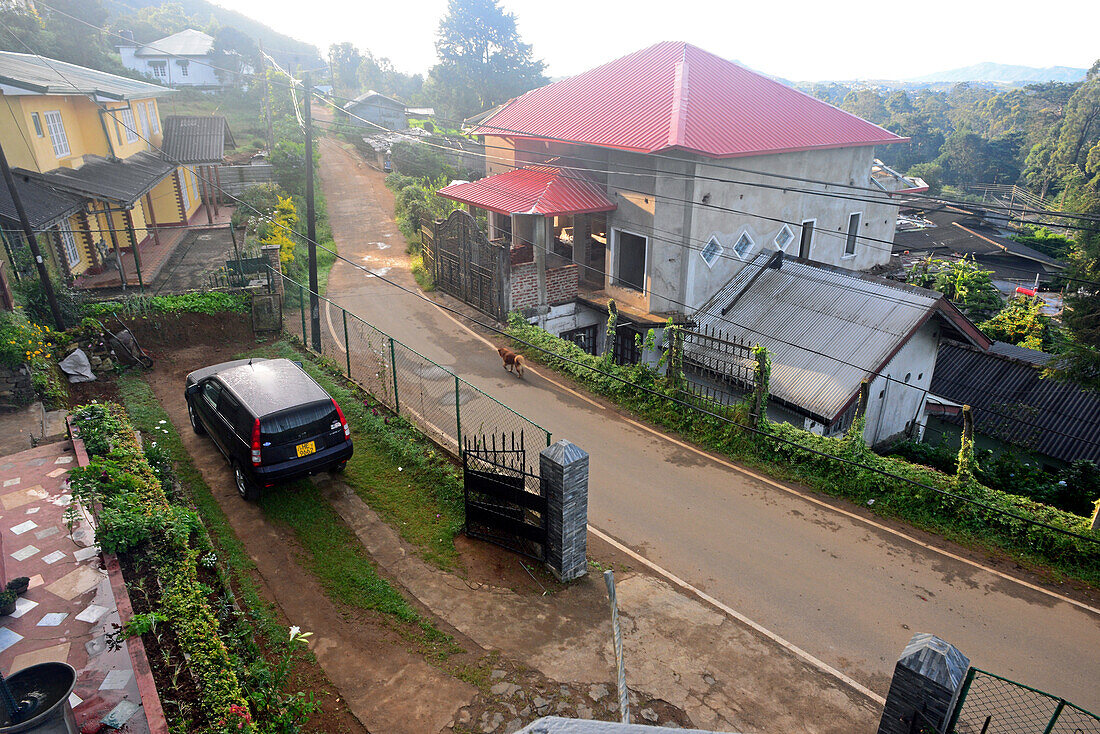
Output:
[{"xmin": 85, "ymin": 292, "xmax": 251, "ymax": 318}]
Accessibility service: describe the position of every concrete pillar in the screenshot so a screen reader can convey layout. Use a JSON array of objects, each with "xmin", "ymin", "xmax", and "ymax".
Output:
[
  {"xmin": 261, "ymin": 243, "xmax": 283, "ymax": 296},
  {"xmin": 534, "ymin": 216, "xmax": 549, "ymax": 317},
  {"xmin": 877, "ymin": 634, "xmax": 970, "ymax": 734},
  {"xmin": 540, "ymin": 440, "xmax": 589, "ymax": 582}
]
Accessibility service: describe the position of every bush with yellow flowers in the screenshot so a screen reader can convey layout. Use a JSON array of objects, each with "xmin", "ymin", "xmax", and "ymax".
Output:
[{"xmin": 0, "ymin": 310, "xmax": 53, "ymax": 369}]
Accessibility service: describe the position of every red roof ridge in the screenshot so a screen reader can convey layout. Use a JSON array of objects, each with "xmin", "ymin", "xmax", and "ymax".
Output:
[{"xmin": 667, "ymin": 48, "xmax": 690, "ymax": 151}]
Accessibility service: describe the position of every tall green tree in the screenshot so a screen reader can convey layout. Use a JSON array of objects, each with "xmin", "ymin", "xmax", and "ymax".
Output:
[
  {"xmin": 907, "ymin": 256, "xmax": 1003, "ymax": 320},
  {"xmin": 979, "ymin": 296, "xmax": 1061, "ymax": 351},
  {"xmin": 424, "ymin": 0, "xmax": 546, "ymax": 120},
  {"xmin": 328, "ymin": 42, "xmax": 362, "ymax": 96}
]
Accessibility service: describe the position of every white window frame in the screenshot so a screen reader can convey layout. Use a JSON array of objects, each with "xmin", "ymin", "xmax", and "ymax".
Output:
[
  {"xmin": 150, "ymin": 62, "xmax": 167, "ymax": 79},
  {"xmin": 733, "ymin": 231, "xmax": 754, "ymax": 260},
  {"xmin": 30, "ymin": 112, "xmax": 43, "ymax": 137},
  {"xmin": 700, "ymin": 234, "xmax": 724, "ymax": 268},
  {"xmin": 177, "ymin": 60, "xmax": 190, "ymax": 77},
  {"xmin": 798, "ymin": 218, "xmax": 816, "ymax": 259},
  {"xmin": 118, "ymin": 107, "xmax": 138, "ymax": 143},
  {"xmin": 43, "ymin": 111, "xmax": 69, "ymax": 158},
  {"xmin": 136, "ymin": 102, "xmax": 150, "ymax": 140},
  {"xmin": 774, "ymin": 224, "xmax": 794, "ymax": 252},
  {"xmin": 844, "ymin": 212, "xmax": 862, "ymax": 258},
  {"xmin": 147, "ymin": 101, "xmax": 159, "ymax": 133},
  {"xmin": 610, "ymin": 227, "xmax": 649, "ymax": 293},
  {"xmin": 177, "ymin": 168, "xmax": 190, "ymax": 211},
  {"xmin": 59, "ymin": 228, "xmax": 80, "ymax": 267}
]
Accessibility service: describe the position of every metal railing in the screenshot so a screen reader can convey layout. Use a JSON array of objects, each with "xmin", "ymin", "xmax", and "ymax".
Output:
[
  {"xmin": 946, "ymin": 668, "xmax": 1100, "ymax": 734},
  {"xmin": 273, "ymin": 269, "xmax": 551, "ymax": 468}
]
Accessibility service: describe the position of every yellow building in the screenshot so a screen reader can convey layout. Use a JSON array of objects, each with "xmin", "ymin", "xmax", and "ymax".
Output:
[{"xmin": 0, "ymin": 51, "xmax": 208, "ymax": 286}]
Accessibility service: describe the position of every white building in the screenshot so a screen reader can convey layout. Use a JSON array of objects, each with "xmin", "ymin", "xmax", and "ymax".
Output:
[{"xmin": 118, "ymin": 29, "xmax": 223, "ymax": 89}]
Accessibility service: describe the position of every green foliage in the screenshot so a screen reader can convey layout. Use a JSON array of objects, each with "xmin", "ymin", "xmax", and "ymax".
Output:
[
  {"xmin": 122, "ymin": 611, "xmax": 168, "ymax": 639},
  {"xmin": 0, "ymin": 309, "xmax": 55, "ymax": 369},
  {"xmin": 1011, "ymin": 226, "xmax": 1072, "ymax": 259},
  {"xmin": 507, "ymin": 315, "xmax": 1100, "ymax": 586},
  {"xmin": 85, "ymin": 292, "xmax": 251, "ymax": 318},
  {"xmin": 386, "ymin": 173, "xmax": 462, "ymax": 239},
  {"xmin": 231, "ymin": 184, "xmax": 287, "ymax": 231},
  {"xmin": 906, "ymin": 256, "xmax": 1003, "ymax": 320},
  {"xmin": 751, "ymin": 344, "xmax": 771, "ymax": 430},
  {"xmin": 15, "ymin": 278, "xmax": 86, "ymax": 331},
  {"xmin": 979, "ymin": 295, "xmax": 1063, "ymax": 351},
  {"xmin": 390, "ymin": 140, "xmax": 453, "ymax": 179},
  {"xmin": 0, "ymin": 0, "xmax": 127, "ymax": 75},
  {"xmin": 260, "ymin": 196, "xmax": 299, "ymax": 264}
]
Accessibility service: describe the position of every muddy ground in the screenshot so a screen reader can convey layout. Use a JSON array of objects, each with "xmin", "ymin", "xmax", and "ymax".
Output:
[{"xmin": 69, "ymin": 313, "xmax": 880, "ymax": 734}]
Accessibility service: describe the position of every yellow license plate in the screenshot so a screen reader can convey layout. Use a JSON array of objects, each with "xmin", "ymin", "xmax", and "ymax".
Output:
[{"xmin": 296, "ymin": 441, "xmax": 316, "ymax": 457}]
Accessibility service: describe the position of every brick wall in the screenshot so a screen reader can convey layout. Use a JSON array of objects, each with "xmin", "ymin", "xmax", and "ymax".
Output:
[{"xmin": 510, "ymin": 262, "xmax": 579, "ymax": 311}]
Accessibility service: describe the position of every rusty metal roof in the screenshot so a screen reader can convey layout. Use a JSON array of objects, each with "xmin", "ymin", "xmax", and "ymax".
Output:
[
  {"xmin": 21, "ymin": 152, "xmax": 175, "ymax": 206},
  {"xmin": 438, "ymin": 166, "xmax": 617, "ymax": 217},
  {"xmin": 930, "ymin": 341, "xmax": 1100, "ymax": 463},
  {"xmin": 162, "ymin": 115, "xmax": 235, "ymax": 163},
  {"xmin": 472, "ymin": 42, "xmax": 904, "ymax": 159},
  {"xmin": 0, "ymin": 172, "xmax": 85, "ymax": 230},
  {"xmin": 691, "ymin": 253, "xmax": 986, "ymax": 423}
]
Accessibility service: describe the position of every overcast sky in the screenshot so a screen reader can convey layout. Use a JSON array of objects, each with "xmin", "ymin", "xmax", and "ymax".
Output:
[{"xmin": 225, "ymin": 0, "xmax": 1098, "ymax": 82}]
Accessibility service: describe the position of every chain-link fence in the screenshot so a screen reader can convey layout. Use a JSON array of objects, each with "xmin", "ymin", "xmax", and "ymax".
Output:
[
  {"xmin": 946, "ymin": 668, "xmax": 1100, "ymax": 734},
  {"xmin": 274, "ymin": 270, "xmax": 550, "ymax": 468}
]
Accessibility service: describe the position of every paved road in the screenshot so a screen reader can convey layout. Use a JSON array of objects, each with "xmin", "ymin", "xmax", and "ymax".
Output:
[{"xmin": 317, "ymin": 137, "xmax": 1100, "ymax": 711}]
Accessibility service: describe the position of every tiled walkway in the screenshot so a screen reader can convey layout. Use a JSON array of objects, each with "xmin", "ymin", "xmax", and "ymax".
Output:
[{"xmin": 0, "ymin": 440, "xmax": 151, "ymax": 732}]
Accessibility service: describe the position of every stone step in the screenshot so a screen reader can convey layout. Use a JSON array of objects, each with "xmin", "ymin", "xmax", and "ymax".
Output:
[{"xmin": 42, "ymin": 409, "xmax": 69, "ymax": 442}]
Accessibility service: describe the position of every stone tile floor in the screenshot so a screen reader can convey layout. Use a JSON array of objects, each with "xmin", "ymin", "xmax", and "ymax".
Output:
[{"xmin": 0, "ymin": 440, "xmax": 150, "ymax": 733}]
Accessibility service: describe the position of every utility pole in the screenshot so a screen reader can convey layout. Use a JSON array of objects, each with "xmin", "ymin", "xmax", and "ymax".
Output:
[
  {"xmin": 303, "ymin": 72, "xmax": 321, "ymax": 351},
  {"xmin": 259, "ymin": 41, "xmax": 275, "ymax": 153},
  {"xmin": 0, "ymin": 141, "xmax": 64, "ymax": 329}
]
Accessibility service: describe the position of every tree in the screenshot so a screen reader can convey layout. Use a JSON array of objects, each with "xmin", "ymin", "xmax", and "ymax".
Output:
[
  {"xmin": 210, "ymin": 26, "xmax": 258, "ymax": 88},
  {"xmin": 0, "ymin": 0, "xmax": 123, "ymax": 73},
  {"xmin": 108, "ymin": 3, "xmax": 193, "ymax": 44},
  {"xmin": 260, "ymin": 196, "xmax": 299, "ymax": 264},
  {"xmin": 907, "ymin": 256, "xmax": 1003, "ymax": 320},
  {"xmin": 840, "ymin": 88, "xmax": 888, "ymax": 125},
  {"xmin": 425, "ymin": 0, "xmax": 546, "ymax": 120},
  {"xmin": 328, "ymin": 42, "xmax": 362, "ymax": 95},
  {"xmin": 979, "ymin": 296, "xmax": 1061, "ymax": 351}
]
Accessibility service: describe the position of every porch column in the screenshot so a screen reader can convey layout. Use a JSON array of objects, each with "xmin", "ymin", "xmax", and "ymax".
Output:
[
  {"xmin": 210, "ymin": 165, "xmax": 220, "ymax": 217},
  {"xmin": 199, "ymin": 167, "xmax": 213, "ymax": 225},
  {"xmin": 79, "ymin": 211, "xmax": 100, "ymax": 268},
  {"xmin": 51, "ymin": 227, "xmax": 73, "ymax": 286},
  {"xmin": 533, "ymin": 215, "xmax": 549, "ymax": 314},
  {"xmin": 143, "ymin": 192, "xmax": 161, "ymax": 247},
  {"xmin": 124, "ymin": 208, "xmax": 144, "ymax": 292},
  {"xmin": 104, "ymin": 204, "xmax": 127, "ymax": 288},
  {"xmin": 574, "ymin": 213, "xmax": 591, "ymax": 284}
]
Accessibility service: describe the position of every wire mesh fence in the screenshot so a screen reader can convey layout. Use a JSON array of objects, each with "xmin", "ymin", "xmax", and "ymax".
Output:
[
  {"xmin": 271, "ymin": 270, "xmax": 551, "ymax": 468},
  {"xmin": 947, "ymin": 668, "xmax": 1100, "ymax": 734}
]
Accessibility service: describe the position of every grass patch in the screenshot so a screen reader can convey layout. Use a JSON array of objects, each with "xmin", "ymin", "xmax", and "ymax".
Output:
[
  {"xmin": 410, "ymin": 251, "xmax": 434, "ymax": 292},
  {"xmin": 117, "ymin": 376, "xmax": 283, "ymax": 641},
  {"xmin": 257, "ymin": 340, "xmax": 465, "ymax": 569}
]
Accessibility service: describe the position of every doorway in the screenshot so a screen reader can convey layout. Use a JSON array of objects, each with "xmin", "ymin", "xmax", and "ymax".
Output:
[
  {"xmin": 614, "ymin": 229, "xmax": 647, "ymax": 292},
  {"xmin": 798, "ymin": 219, "xmax": 815, "ymax": 259}
]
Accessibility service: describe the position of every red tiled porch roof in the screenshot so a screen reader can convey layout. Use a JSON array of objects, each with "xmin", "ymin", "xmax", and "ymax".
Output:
[{"xmin": 437, "ymin": 166, "xmax": 617, "ymax": 217}]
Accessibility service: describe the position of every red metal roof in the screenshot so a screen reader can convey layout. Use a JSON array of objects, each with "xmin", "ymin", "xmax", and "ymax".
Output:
[
  {"xmin": 472, "ymin": 42, "xmax": 906, "ymax": 159},
  {"xmin": 437, "ymin": 166, "xmax": 617, "ymax": 217}
]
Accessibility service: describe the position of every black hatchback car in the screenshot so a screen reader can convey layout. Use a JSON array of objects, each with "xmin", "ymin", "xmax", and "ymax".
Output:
[{"xmin": 185, "ymin": 358, "xmax": 353, "ymax": 500}]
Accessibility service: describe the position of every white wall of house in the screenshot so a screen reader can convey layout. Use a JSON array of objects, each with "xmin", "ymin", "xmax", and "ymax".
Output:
[
  {"xmin": 864, "ymin": 318, "xmax": 941, "ymax": 447},
  {"xmin": 118, "ymin": 47, "xmax": 221, "ymax": 87}
]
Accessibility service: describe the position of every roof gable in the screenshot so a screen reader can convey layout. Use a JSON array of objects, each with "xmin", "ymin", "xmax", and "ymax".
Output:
[
  {"xmin": 438, "ymin": 165, "xmax": 617, "ymax": 216},
  {"xmin": 0, "ymin": 51, "xmax": 171, "ymax": 100},
  {"xmin": 162, "ymin": 115, "xmax": 235, "ymax": 163},
  {"xmin": 473, "ymin": 42, "xmax": 905, "ymax": 159},
  {"xmin": 136, "ymin": 29, "xmax": 214, "ymax": 57}
]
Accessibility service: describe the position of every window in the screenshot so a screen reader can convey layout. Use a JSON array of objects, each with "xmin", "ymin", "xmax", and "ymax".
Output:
[
  {"xmin": 147, "ymin": 101, "xmax": 159, "ymax": 133},
  {"xmin": 30, "ymin": 112, "xmax": 43, "ymax": 137},
  {"xmin": 844, "ymin": 212, "xmax": 861, "ymax": 257},
  {"xmin": 202, "ymin": 381, "xmax": 221, "ymax": 411},
  {"xmin": 177, "ymin": 60, "xmax": 189, "ymax": 77},
  {"xmin": 798, "ymin": 219, "xmax": 815, "ymax": 259},
  {"xmin": 118, "ymin": 107, "xmax": 138, "ymax": 143},
  {"xmin": 177, "ymin": 168, "xmax": 190, "ymax": 210},
  {"xmin": 43, "ymin": 111, "xmax": 69, "ymax": 158},
  {"xmin": 774, "ymin": 224, "xmax": 794, "ymax": 251},
  {"xmin": 561, "ymin": 324, "xmax": 598, "ymax": 355},
  {"xmin": 733, "ymin": 232, "xmax": 754, "ymax": 259},
  {"xmin": 613, "ymin": 230, "xmax": 647, "ymax": 292},
  {"xmin": 700, "ymin": 235, "xmax": 724, "ymax": 267},
  {"xmin": 150, "ymin": 62, "xmax": 166, "ymax": 79},
  {"xmin": 59, "ymin": 228, "xmax": 80, "ymax": 267},
  {"xmin": 136, "ymin": 103, "xmax": 150, "ymax": 140}
]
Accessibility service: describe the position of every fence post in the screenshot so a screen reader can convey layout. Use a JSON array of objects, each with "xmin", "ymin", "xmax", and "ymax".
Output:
[
  {"xmin": 389, "ymin": 337, "xmax": 400, "ymax": 414},
  {"xmin": 342, "ymin": 309, "xmax": 351, "ymax": 377},
  {"xmin": 877, "ymin": 634, "xmax": 970, "ymax": 734},
  {"xmin": 299, "ymin": 285, "xmax": 307, "ymax": 345},
  {"xmin": 943, "ymin": 668, "xmax": 976, "ymax": 734},
  {"xmin": 604, "ymin": 569, "xmax": 630, "ymax": 724},
  {"xmin": 541, "ymin": 440, "xmax": 589, "ymax": 582},
  {"xmin": 1041, "ymin": 700, "xmax": 1066, "ymax": 734},
  {"xmin": 454, "ymin": 374, "xmax": 462, "ymax": 448}
]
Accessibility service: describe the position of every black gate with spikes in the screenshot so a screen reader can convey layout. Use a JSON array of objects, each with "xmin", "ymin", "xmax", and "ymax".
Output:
[{"xmin": 462, "ymin": 431, "xmax": 547, "ymax": 561}]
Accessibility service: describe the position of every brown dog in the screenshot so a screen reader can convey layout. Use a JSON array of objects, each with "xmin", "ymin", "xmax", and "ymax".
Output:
[{"xmin": 497, "ymin": 347, "xmax": 526, "ymax": 378}]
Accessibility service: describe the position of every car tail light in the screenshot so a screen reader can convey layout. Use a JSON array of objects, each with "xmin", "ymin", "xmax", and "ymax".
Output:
[
  {"xmin": 332, "ymin": 399, "xmax": 350, "ymax": 440},
  {"xmin": 251, "ymin": 418, "xmax": 262, "ymax": 466}
]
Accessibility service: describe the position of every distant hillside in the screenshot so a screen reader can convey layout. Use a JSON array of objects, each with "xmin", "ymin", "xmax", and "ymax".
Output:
[
  {"xmin": 102, "ymin": 0, "xmax": 321, "ymax": 69},
  {"xmin": 909, "ymin": 62, "xmax": 1086, "ymax": 84}
]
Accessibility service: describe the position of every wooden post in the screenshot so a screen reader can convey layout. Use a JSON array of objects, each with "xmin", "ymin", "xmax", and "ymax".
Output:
[
  {"xmin": 123, "ymin": 209, "xmax": 144, "ymax": 292},
  {"xmin": 0, "ymin": 260, "xmax": 14, "ymax": 311},
  {"xmin": 104, "ymin": 205, "xmax": 127, "ymax": 288},
  {"xmin": 143, "ymin": 192, "xmax": 161, "ymax": 247},
  {"xmin": 199, "ymin": 167, "xmax": 213, "ymax": 225},
  {"xmin": 855, "ymin": 379, "xmax": 871, "ymax": 421},
  {"xmin": 210, "ymin": 165, "xmax": 220, "ymax": 217}
]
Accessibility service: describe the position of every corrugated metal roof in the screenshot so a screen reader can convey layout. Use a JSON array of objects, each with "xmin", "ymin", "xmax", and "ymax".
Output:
[
  {"xmin": 988, "ymin": 340, "xmax": 1051, "ymax": 366},
  {"xmin": 21, "ymin": 152, "xmax": 175, "ymax": 205},
  {"xmin": 691, "ymin": 253, "xmax": 946, "ymax": 422},
  {"xmin": 344, "ymin": 90, "xmax": 406, "ymax": 110},
  {"xmin": 0, "ymin": 51, "xmax": 172, "ymax": 100},
  {"xmin": 438, "ymin": 166, "xmax": 617, "ymax": 217},
  {"xmin": 473, "ymin": 42, "xmax": 905, "ymax": 159},
  {"xmin": 931, "ymin": 341, "xmax": 1100, "ymax": 463},
  {"xmin": 0, "ymin": 172, "xmax": 85, "ymax": 230},
  {"xmin": 134, "ymin": 29, "xmax": 214, "ymax": 57},
  {"xmin": 162, "ymin": 115, "xmax": 235, "ymax": 163}
]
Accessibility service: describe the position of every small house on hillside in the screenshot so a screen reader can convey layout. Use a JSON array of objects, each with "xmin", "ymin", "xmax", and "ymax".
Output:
[
  {"xmin": 926, "ymin": 341, "xmax": 1100, "ymax": 468},
  {"xmin": 344, "ymin": 91, "xmax": 408, "ymax": 131},
  {"xmin": 690, "ymin": 252, "xmax": 990, "ymax": 444},
  {"xmin": 435, "ymin": 41, "xmax": 917, "ymax": 344},
  {"xmin": 117, "ymin": 29, "xmax": 224, "ymax": 89}
]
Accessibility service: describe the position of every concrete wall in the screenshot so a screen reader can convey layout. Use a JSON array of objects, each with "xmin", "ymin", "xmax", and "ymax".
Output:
[
  {"xmin": 347, "ymin": 99, "xmax": 407, "ymax": 131},
  {"xmin": 119, "ymin": 47, "xmax": 221, "ymax": 88},
  {"xmin": 865, "ymin": 318, "xmax": 941, "ymax": 447},
  {"xmin": 216, "ymin": 163, "xmax": 276, "ymax": 198}
]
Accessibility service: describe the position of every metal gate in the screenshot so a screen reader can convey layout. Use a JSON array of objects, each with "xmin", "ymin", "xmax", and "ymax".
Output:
[
  {"xmin": 426, "ymin": 210, "xmax": 506, "ymax": 320},
  {"xmin": 463, "ymin": 432, "xmax": 547, "ymax": 561},
  {"xmin": 945, "ymin": 668, "xmax": 1100, "ymax": 734}
]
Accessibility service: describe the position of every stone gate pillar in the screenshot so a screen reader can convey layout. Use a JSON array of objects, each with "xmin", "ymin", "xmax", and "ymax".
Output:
[
  {"xmin": 877, "ymin": 633, "xmax": 970, "ymax": 734},
  {"xmin": 540, "ymin": 440, "xmax": 589, "ymax": 582}
]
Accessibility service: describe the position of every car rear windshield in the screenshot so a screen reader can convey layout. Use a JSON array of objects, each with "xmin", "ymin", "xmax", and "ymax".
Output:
[{"xmin": 261, "ymin": 401, "xmax": 338, "ymax": 445}]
